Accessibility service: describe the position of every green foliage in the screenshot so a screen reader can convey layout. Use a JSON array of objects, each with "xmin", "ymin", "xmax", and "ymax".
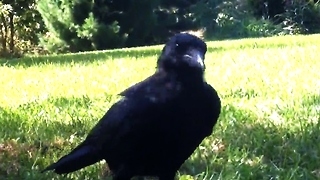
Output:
[
  {"xmin": 116, "ymin": 0, "xmax": 161, "ymax": 47},
  {"xmin": 155, "ymin": 0, "xmax": 200, "ymax": 34},
  {"xmin": 37, "ymin": 0, "xmax": 125, "ymax": 53},
  {"xmin": 1, "ymin": 34, "xmax": 320, "ymax": 179},
  {"xmin": 246, "ymin": 0, "xmax": 320, "ymax": 34},
  {"xmin": 36, "ymin": 0, "xmax": 201, "ymax": 53},
  {"xmin": 2, "ymin": 0, "xmax": 320, "ymax": 55},
  {"xmin": 0, "ymin": 0, "xmax": 45, "ymax": 57},
  {"xmin": 241, "ymin": 18, "xmax": 284, "ymax": 37},
  {"xmin": 192, "ymin": 0, "xmax": 283, "ymax": 39},
  {"xmin": 36, "ymin": 0, "xmax": 72, "ymax": 53},
  {"xmin": 246, "ymin": 0, "xmax": 285, "ymax": 21},
  {"xmin": 193, "ymin": 0, "xmax": 320, "ymax": 39},
  {"xmin": 280, "ymin": 0, "xmax": 320, "ymax": 34}
]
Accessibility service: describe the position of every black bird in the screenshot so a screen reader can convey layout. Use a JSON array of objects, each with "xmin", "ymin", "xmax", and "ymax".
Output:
[{"xmin": 41, "ymin": 33, "xmax": 221, "ymax": 180}]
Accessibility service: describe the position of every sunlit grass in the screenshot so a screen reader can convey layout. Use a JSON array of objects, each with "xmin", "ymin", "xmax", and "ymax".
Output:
[{"xmin": 0, "ymin": 34, "xmax": 320, "ymax": 179}]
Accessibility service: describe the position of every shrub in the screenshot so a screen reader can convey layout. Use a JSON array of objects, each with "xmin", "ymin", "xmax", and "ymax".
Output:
[
  {"xmin": 192, "ymin": 0, "xmax": 284, "ymax": 39},
  {"xmin": 279, "ymin": 0, "xmax": 320, "ymax": 34}
]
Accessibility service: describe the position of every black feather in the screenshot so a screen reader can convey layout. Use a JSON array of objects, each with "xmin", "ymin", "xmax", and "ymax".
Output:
[
  {"xmin": 42, "ymin": 33, "xmax": 221, "ymax": 180},
  {"xmin": 41, "ymin": 145, "xmax": 100, "ymax": 174}
]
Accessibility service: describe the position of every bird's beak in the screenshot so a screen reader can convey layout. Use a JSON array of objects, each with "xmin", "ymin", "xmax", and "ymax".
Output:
[{"xmin": 184, "ymin": 50, "xmax": 205, "ymax": 69}]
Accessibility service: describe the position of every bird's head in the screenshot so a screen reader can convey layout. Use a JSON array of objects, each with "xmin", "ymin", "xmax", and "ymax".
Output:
[{"xmin": 157, "ymin": 33, "xmax": 207, "ymax": 76}]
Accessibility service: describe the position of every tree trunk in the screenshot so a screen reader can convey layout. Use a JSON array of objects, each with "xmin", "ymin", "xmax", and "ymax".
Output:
[
  {"xmin": 9, "ymin": 12, "xmax": 14, "ymax": 54},
  {"xmin": 0, "ymin": 14, "xmax": 8, "ymax": 54}
]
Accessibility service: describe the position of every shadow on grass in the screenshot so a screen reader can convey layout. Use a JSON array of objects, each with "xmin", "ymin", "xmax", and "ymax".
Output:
[
  {"xmin": 180, "ymin": 96, "xmax": 320, "ymax": 179},
  {"xmin": 0, "ymin": 98, "xmax": 111, "ymax": 179},
  {"xmin": 0, "ymin": 42, "xmax": 274, "ymax": 68},
  {"xmin": 0, "ymin": 47, "xmax": 163, "ymax": 68}
]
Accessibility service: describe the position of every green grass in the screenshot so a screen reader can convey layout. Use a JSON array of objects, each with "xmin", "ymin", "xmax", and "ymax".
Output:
[{"xmin": 1, "ymin": 34, "xmax": 320, "ymax": 180}]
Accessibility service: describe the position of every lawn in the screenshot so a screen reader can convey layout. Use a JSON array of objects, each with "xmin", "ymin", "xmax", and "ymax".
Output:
[{"xmin": 0, "ymin": 34, "xmax": 319, "ymax": 180}]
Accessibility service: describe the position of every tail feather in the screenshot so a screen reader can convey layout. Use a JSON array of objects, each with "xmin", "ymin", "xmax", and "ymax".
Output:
[{"xmin": 42, "ymin": 145, "xmax": 102, "ymax": 174}]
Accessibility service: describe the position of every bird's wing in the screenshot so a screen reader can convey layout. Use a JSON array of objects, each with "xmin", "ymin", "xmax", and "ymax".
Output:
[{"xmin": 78, "ymin": 72, "xmax": 181, "ymax": 150}]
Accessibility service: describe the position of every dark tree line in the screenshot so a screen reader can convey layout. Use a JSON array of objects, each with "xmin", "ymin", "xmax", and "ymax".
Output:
[
  {"xmin": 36, "ymin": 0, "xmax": 202, "ymax": 53},
  {"xmin": 1, "ymin": 0, "xmax": 320, "ymax": 56}
]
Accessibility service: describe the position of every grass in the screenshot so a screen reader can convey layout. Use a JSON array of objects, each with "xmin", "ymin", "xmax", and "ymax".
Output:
[{"xmin": 0, "ymin": 34, "xmax": 320, "ymax": 180}]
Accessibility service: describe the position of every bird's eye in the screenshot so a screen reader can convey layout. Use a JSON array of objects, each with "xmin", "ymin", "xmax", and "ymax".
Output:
[{"xmin": 175, "ymin": 43, "xmax": 179, "ymax": 47}]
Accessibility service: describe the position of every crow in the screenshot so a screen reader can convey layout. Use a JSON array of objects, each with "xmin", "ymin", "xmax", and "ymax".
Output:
[{"xmin": 41, "ymin": 33, "xmax": 221, "ymax": 180}]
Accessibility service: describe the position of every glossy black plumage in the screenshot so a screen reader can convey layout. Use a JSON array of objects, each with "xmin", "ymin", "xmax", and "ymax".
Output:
[{"xmin": 42, "ymin": 33, "xmax": 221, "ymax": 180}]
